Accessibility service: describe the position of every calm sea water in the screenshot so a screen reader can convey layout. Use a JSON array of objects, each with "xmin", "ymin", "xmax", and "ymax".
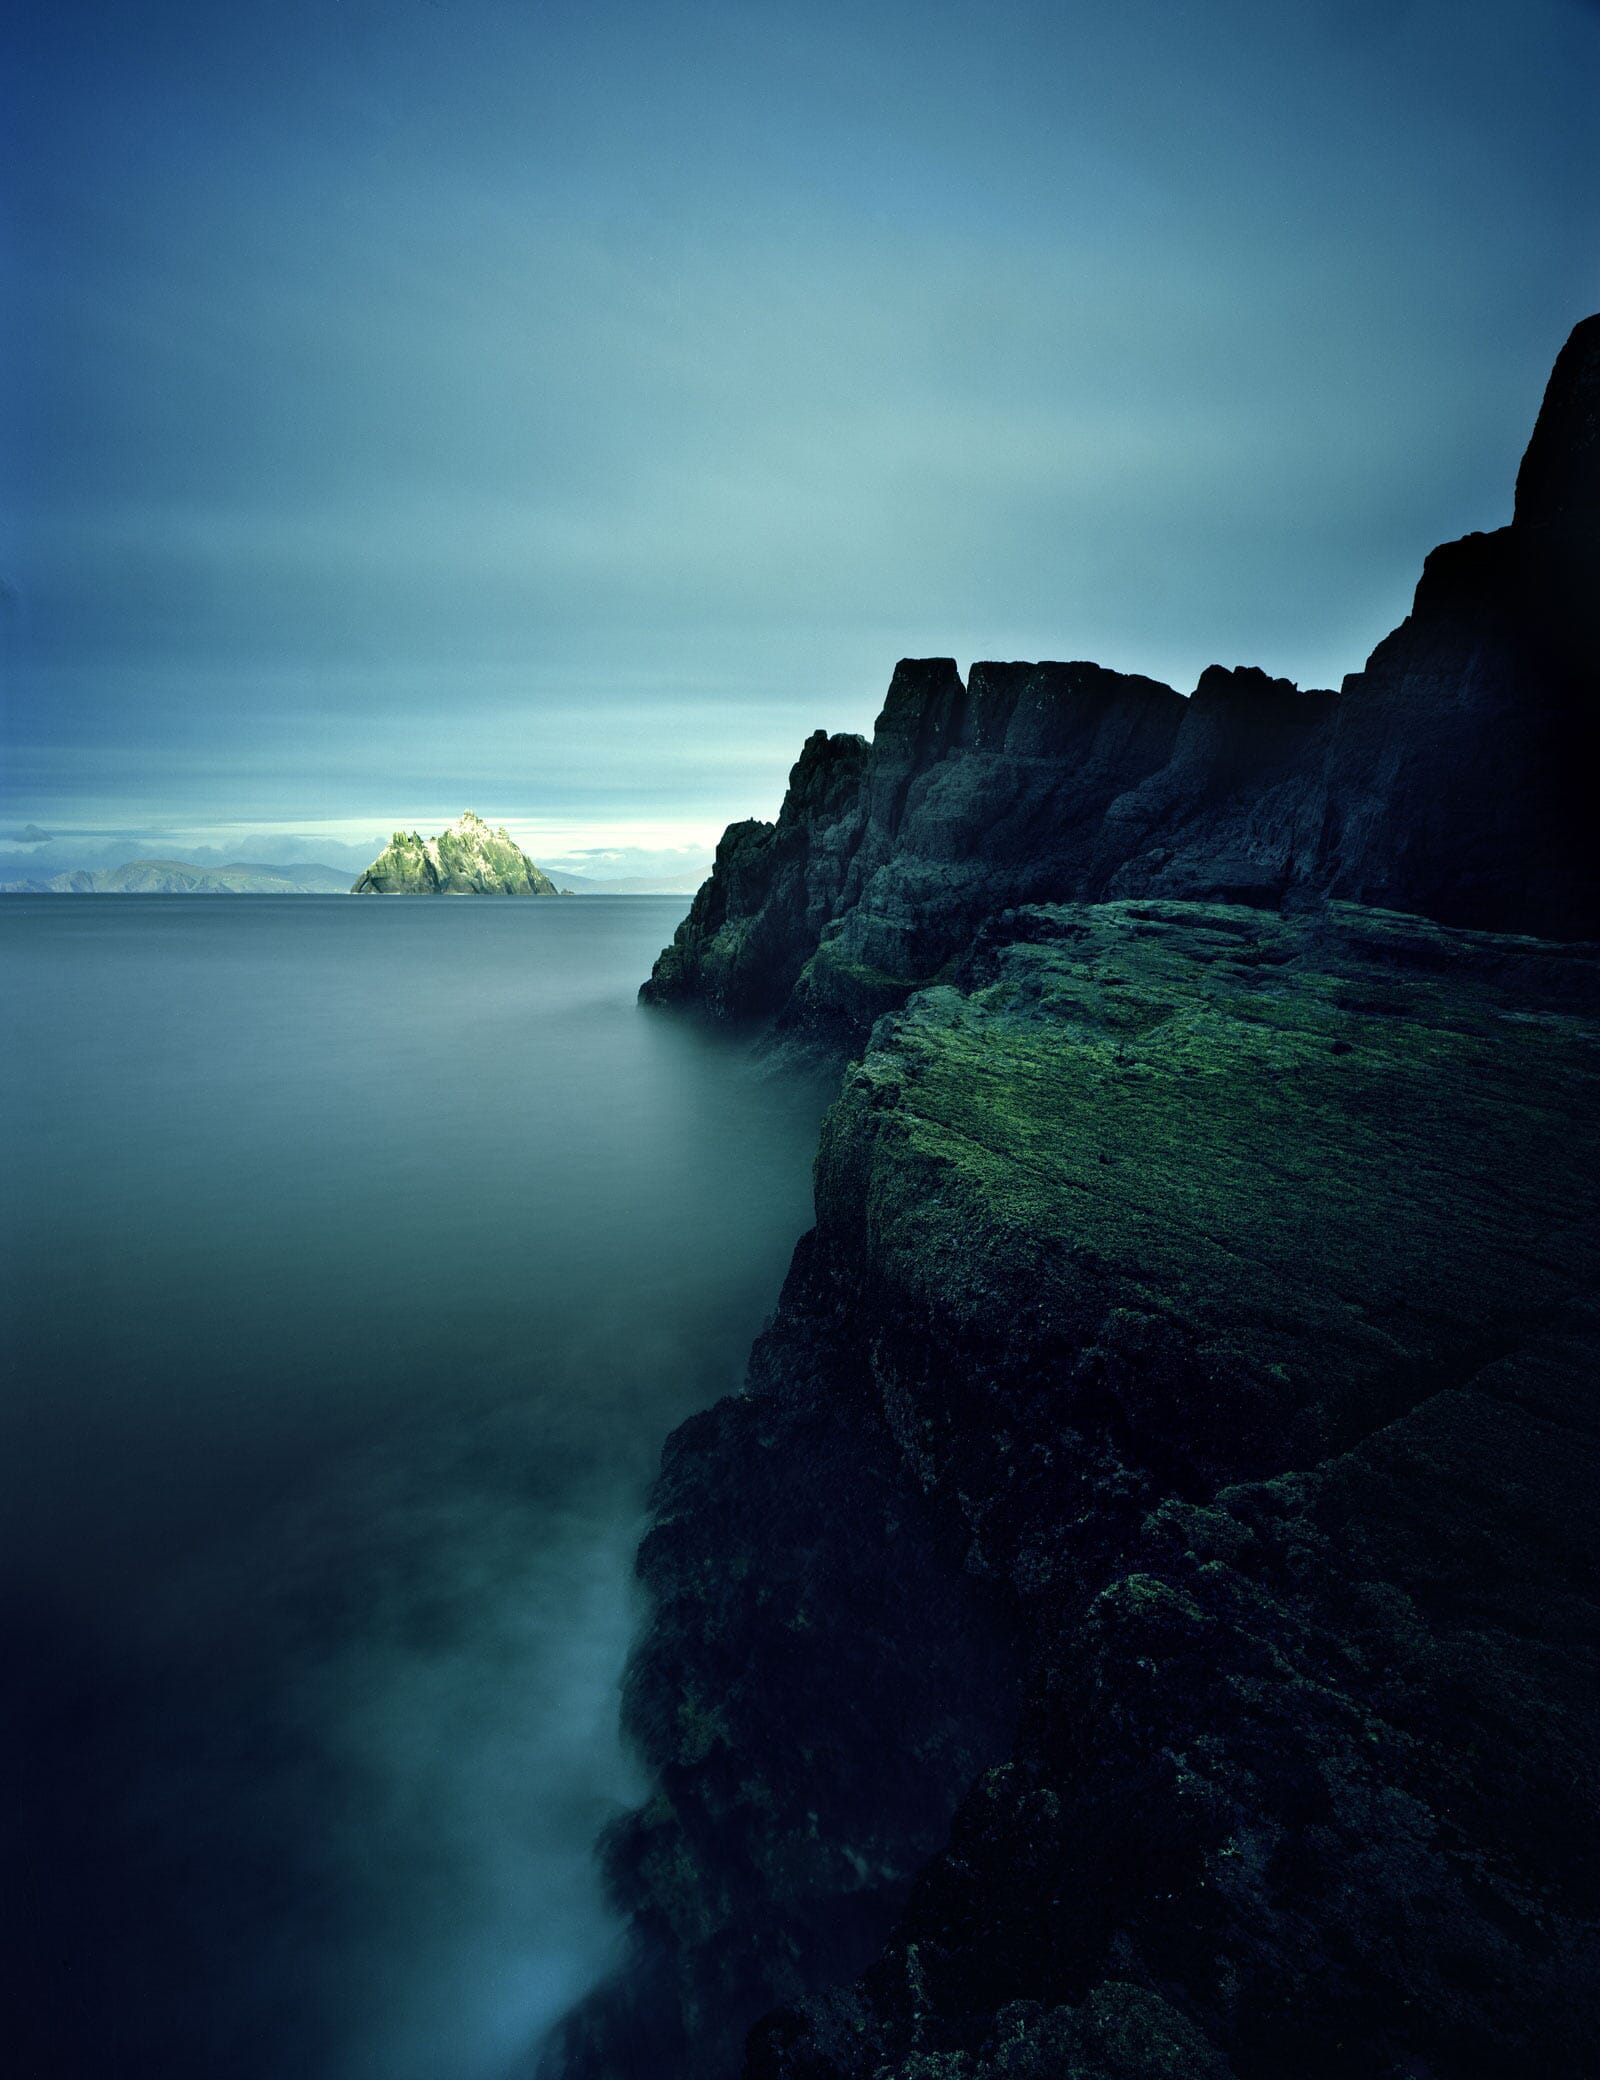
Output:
[{"xmin": 0, "ymin": 896, "xmax": 831, "ymax": 2080}]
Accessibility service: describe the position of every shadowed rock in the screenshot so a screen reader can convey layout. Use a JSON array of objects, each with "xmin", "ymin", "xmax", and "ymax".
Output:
[{"xmin": 1514, "ymin": 310, "xmax": 1600, "ymax": 527}]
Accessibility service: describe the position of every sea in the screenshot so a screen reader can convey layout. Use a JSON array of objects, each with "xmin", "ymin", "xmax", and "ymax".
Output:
[{"xmin": 0, "ymin": 895, "xmax": 832, "ymax": 2080}]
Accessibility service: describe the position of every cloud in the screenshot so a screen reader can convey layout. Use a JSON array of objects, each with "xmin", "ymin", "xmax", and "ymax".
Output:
[
  {"xmin": 540, "ymin": 845, "xmax": 716, "ymax": 881},
  {"xmin": 5, "ymin": 0, "xmax": 1596, "ymax": 840},
  {"xmin": 0, "ymin": 827, "xmax": 389, "ymax": 877}
]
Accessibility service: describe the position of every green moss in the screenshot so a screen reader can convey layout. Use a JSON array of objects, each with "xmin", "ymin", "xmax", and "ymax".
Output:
[{"xmin": 819, "ymin": 899, "xmax": 1600, "ymax": 1463}]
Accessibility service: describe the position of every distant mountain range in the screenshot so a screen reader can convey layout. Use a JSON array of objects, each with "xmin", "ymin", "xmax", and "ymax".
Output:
[
  {"xmin": 1, "ymin": 859, "xmax": 358, "ymax": 894},
  {"xmin": 551, "ymin": 869, "xmax": 708, "ymax": 895}
]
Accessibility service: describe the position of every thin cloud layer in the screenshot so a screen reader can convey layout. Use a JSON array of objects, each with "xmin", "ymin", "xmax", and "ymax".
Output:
[{"xmin": 4, "ymin": 0, "xmax": 1597, "ymax": 851}]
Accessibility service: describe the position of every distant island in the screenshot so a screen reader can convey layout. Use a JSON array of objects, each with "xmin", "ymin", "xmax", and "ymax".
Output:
[{"xmin": 352, "ymin": 811, "xmax": 563, "ymax": 895}]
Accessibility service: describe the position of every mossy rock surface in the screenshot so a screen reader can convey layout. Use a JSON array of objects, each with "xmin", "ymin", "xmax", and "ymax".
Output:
[
  {"xmin": 821, "ymin": 899, "xmax": 1600, "ymax": 1474},
  {"xmin": 556, "ymin": 898, "xmax": 1600, "ymax": 2080},
  {"xmin": 761, "ymin": 901, "xmax": 1600, "ymax": 2079}
]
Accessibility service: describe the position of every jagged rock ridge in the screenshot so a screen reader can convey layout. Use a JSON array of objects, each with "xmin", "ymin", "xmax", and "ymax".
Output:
[
  {"xmin": 352, "ymin": 811, "xmax": 560, "ymax": 894},
  {"xmin": 644, "ymin": 316, "xmax": 1600, "ymax": 1051}
]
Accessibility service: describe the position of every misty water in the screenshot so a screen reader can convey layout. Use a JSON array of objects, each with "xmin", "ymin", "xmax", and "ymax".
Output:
[{"xmin": 0, "ymin": 895, "xmax": 831, "ymax": 2080}]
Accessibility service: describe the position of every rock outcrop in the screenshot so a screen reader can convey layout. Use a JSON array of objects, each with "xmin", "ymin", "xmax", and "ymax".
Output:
[
  {"xmin": 557, "ymin": 902, "xmax": 1600, "ymax": 2080},
  {"xmin": 644, "ymin": 318, "xmax": 1600, "ymax": 1052},
  {"xmin": 352, "ymin": 811, "xmax": 560, "ymax": 894}
]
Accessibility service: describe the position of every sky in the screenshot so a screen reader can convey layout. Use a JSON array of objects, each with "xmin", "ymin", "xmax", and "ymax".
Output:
[{"xmin": 3, "ymin": 0, "xmax": 1598, "ymax": 877}]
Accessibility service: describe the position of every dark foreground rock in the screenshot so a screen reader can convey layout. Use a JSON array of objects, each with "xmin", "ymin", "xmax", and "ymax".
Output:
[
  {"xmin": 644, "ymin": 317, "xmax": 1600, "ymax": 1054},
  {"xmin": 553, "ymin": 900, "xmax": 1600, "ymax": 2080},
  {"xmin": 540, "ymin": 1225, "xmax": 1025, "ymax": 2080}
]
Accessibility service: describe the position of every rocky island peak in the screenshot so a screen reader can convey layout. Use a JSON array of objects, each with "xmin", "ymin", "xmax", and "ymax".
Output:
[{"xmin": 351, "ymin": 811, "xmax": 560, "ymax": 895}]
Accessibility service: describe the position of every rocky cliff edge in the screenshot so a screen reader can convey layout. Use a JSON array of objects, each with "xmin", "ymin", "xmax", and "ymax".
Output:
[{"xmin": 644, "ymin": 317, "xmax": 1600, "ymax": 1052}]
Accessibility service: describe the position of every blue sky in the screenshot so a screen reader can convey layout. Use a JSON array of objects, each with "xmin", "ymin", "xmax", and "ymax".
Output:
[{"xmin": 4, "ymin": 0, "xmax": 1597, "ymax": 876}]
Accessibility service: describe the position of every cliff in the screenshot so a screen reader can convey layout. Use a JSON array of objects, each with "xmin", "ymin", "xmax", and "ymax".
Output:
[
  {"xmin": 352, "ymin": 811, "xmax": 560, "ymax": 894},
  {"xmin": 547, "ymin": 322, "xmax": 1600, "ymax": 2080},
  {"xmin": 643, "ymin": 317, "xmax": 1600, "ymax": 1052}
]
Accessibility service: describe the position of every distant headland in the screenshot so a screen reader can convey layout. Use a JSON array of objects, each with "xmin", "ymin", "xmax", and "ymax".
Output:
[{"xmin": 0, "ymin": 859, "xmax": 357, "ymax": 895}]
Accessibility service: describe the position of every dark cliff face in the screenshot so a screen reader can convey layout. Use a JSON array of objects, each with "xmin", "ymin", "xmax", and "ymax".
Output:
[
  {"xmin": 644, "ymin": 731, "xmax": 872, "ymax": 1018},
  {"xmin": 1096, "ymin": 664, "xmax": 1337, "ymax": 909},
  {"xmin": 643, "ymin": 318, "xmax": 1600, "ymax": 1051},
  {"xmin": 540, "ymin": 1231, "xmax": 1024, "ymax": 2080},
  {"xmin": 1312, "ymin": 523, "xmax": 1593, "ymax": 935},
  {"xmin": 1514, "ymin": 310, "xmax": 1600, "ymax": 532},
  {"xmin": 1308, "ymin": 317, "xmax": 1599, "ymax": 938}
]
